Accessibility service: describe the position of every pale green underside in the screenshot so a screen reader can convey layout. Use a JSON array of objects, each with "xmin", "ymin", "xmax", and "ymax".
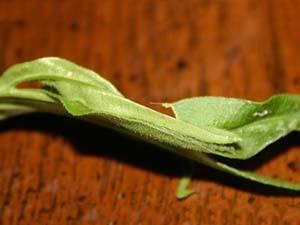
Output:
[{"xmin": 1, "ymin": 57, "xmax": 300, "ymax": 196}]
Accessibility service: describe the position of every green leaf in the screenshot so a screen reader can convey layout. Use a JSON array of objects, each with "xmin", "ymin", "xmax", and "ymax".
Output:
[
  {"xmin": 183, "ymin": 148, "xmax": 300, "ymax": 191},
  {"xmin": 0, "ymin": 57, "xmax": 123, "ymax": 97},
  {"xmin": 0, "ymin": 58, "xmax": 239, "ymax": 150},
  {"xmin": 164, "ymin": 95, "xmax": 300, "ymax": 159},
  {"xmin": 0, "ymin": 103, "xmax": 34, "ymax": 120},
  {"xmin": 1, "ymin": 57, "xmax": 299, "ymax": 193},
  {"xmin": 164, "ymin": 95, "xmax": 300, "ymax": 191},
  {"xmin": 215, "ymin": 161, "xmax": 300, "ymax": 190}
]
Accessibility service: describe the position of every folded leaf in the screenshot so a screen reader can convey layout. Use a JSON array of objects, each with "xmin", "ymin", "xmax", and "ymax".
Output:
[
  {"xmin": 0, "ymin": 58, "xmax": 239, "ymax": 150},
  {"xmin": 1, "ymin": 57, "xmax": 299, "ymax": 193},
  {"xmin": 164, "ymin": 95, "xmax": 300, "ymax": 159},
  {"xmin": 0, "ymin": 57, "xmax": 123, "ymax": 97}
]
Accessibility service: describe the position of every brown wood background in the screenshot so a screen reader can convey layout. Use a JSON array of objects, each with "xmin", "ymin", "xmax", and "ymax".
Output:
[{"xmin": 1, "ymin": 0, "xmax": 300, "ymax": 224}]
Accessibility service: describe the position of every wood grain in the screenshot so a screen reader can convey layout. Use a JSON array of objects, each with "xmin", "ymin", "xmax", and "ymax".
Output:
[{"xmin": 1, "ymin": 0, "xmax": 300, "ymax": 224}]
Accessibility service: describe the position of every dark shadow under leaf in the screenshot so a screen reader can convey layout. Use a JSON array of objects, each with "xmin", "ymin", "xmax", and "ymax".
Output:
[{"xmin": 1, "ymin": 113, "xmax": 300, "ymax": 197}]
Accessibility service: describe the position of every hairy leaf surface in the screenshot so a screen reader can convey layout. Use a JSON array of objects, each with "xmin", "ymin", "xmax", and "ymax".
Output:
[
  {"xmin": 1, "ymin": 57, "xmax": 299, "ymax": 193},
  {"xmin": 164, "ymin": 95, "xmax": 300, "ymax": 159}
]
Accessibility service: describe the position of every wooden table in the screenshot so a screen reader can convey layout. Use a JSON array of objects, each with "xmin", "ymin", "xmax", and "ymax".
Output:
[{"xmin": 1, "ymin": 0, "xmax": 300, "ymax": 224}]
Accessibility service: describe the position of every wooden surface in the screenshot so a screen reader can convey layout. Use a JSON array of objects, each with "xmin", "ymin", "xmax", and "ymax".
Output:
[{"xmin": 1, "ymin": 0, "xmax": 300, "ymax": 224}]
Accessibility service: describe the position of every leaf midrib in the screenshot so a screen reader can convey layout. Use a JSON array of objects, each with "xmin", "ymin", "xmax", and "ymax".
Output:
[{"xmin": 232, "ymin": 112, "xmax": 300, "ymax": 132}]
